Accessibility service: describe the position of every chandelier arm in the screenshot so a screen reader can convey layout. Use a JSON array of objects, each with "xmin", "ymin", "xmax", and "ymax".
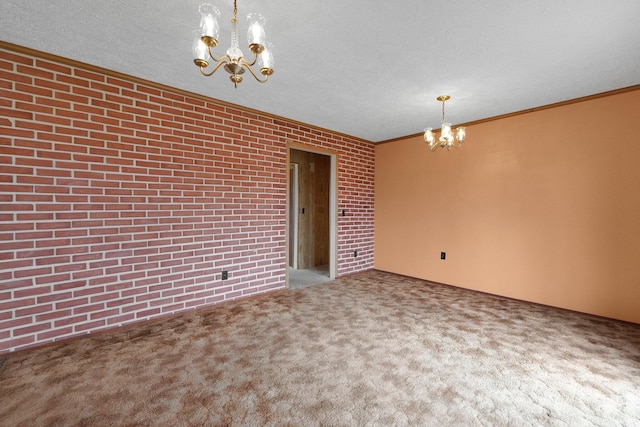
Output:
[
  {"xmin": 242, "ymin": 50, "xmax": 259, "ymax": 67},
  {"xmin": 242, "ymin": 61, "xmax": 269, "ymax": 83},
  {"xmin": 207, "ymin": 46, "xmax": 229, "ymax": 63},
  {"xmin": 200, "ymin": 58, "xmax": 229, "ymax": 77}
]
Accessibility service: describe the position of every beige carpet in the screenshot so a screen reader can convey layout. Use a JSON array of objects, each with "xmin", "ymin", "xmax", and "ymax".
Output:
[{"xmin": 1, "ymin": 270, "xmax": 639, "ymax": 426}]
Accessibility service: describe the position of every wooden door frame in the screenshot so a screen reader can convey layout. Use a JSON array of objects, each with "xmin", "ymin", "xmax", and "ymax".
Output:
[
  {"xmin": 286, "ymin": 143, "xmax": 338, "ymax": 284},
  {"xmin": 289, "ymin": 163, "xmax": 299, "ymax": 269}
]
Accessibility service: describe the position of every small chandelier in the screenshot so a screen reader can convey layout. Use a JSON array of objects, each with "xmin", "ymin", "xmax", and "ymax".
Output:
[
  {"xmin": 424, "ymin": 96, "xmax": 466, "ymax": 151},
  {"xmin": 192, "ymin": 0, "xmax": 274, "ymax": 88}
]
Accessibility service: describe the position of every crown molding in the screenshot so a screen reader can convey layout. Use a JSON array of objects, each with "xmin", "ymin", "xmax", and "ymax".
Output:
[{"xmin": 378, "ymin": 84, "xmax": 640, "ymax": 145}]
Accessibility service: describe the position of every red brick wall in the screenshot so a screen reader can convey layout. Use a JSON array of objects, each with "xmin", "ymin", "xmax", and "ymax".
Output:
[{"xmin": 0, "ymin": 45, "xmax": 375, "ymax": 354}]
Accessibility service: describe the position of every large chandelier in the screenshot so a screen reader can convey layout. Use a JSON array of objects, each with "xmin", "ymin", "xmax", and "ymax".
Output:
[
  {"xmin": 192, "ymin": 0, "xmax": 274, "ymax": 88},
  {"xmin": 424, "ymin": 96, "xmax": 466, "ymax": 151}
]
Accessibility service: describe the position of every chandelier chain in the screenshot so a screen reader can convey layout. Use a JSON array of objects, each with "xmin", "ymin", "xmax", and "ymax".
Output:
[{"xmin": 232, "ymin": 0, "xmax": 238, "ymax": 23}]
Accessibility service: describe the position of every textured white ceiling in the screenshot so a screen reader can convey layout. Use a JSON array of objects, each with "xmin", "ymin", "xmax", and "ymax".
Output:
[{"xmin": 1, "ymin": 0, "xmax": 639, "ymax": 142}]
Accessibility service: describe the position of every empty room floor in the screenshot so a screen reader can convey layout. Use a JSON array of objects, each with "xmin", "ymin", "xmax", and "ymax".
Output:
[{"xmin": 1, "ymin": 270, "xmax": 639, "ymax": 426}]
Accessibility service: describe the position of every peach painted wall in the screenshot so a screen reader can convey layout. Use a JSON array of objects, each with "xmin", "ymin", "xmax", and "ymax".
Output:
[{"xmin": 375, "ymin": 89, "xmax": 640, "ymax": 324}]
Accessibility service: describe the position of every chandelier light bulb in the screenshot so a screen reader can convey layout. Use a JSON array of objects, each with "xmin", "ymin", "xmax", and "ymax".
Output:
[
  {"xmin": 259, "ymin": 42, "xmax": 274, "ymax": 74},
  {"xmin": 456, "ymin": 127, "xmax": 466, "ymax": 143},
  {"xmin": 440, "ymin": 123, "xmax": 453, "ymax": 144},
  {"xmin": 424, "ymin": 128, "xmax": 435, "ymax": 144},
  {"xmin": 192, "ymin": 30, "xmax": 210, "ymax": 66},
  {"xmin": 247, "ymin": 13, "xmax": 266, "ymax": 47},
  {"xmin": 199, "ymin": 4, "xmax": 220, "ymax": 41}
]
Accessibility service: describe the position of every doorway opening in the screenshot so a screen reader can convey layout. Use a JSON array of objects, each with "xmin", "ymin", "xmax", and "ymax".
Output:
[{"xmin": 287, "ymin": 146, "xmax": 337, "ymax": 289}]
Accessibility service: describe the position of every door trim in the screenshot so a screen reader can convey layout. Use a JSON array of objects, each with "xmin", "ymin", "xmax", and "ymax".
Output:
[
  {"xmin": 286, "ymin": 143, "xmax": 338, "ymax": 284},
  {"xmin": 289, "ymin": 163, "xmax": 299, "ymax": 269}
]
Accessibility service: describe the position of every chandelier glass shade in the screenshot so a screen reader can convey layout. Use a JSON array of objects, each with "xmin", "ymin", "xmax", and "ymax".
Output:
[
  {"xmin": 192, "ymin": 0, "xmax": 274, "ymax": 88},
  {"xmin": 424, "ymin": 96, "xmax": 466, "ymax": 151}
]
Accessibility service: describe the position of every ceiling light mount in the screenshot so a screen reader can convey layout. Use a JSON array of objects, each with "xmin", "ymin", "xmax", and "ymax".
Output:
[
  {"xmin": 192, "ymin": 0, "xmax": 274, "ymax": 88},
  {"xmin": 424, "ymin": 95, "xmax": 466, "ymax": 151}
]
